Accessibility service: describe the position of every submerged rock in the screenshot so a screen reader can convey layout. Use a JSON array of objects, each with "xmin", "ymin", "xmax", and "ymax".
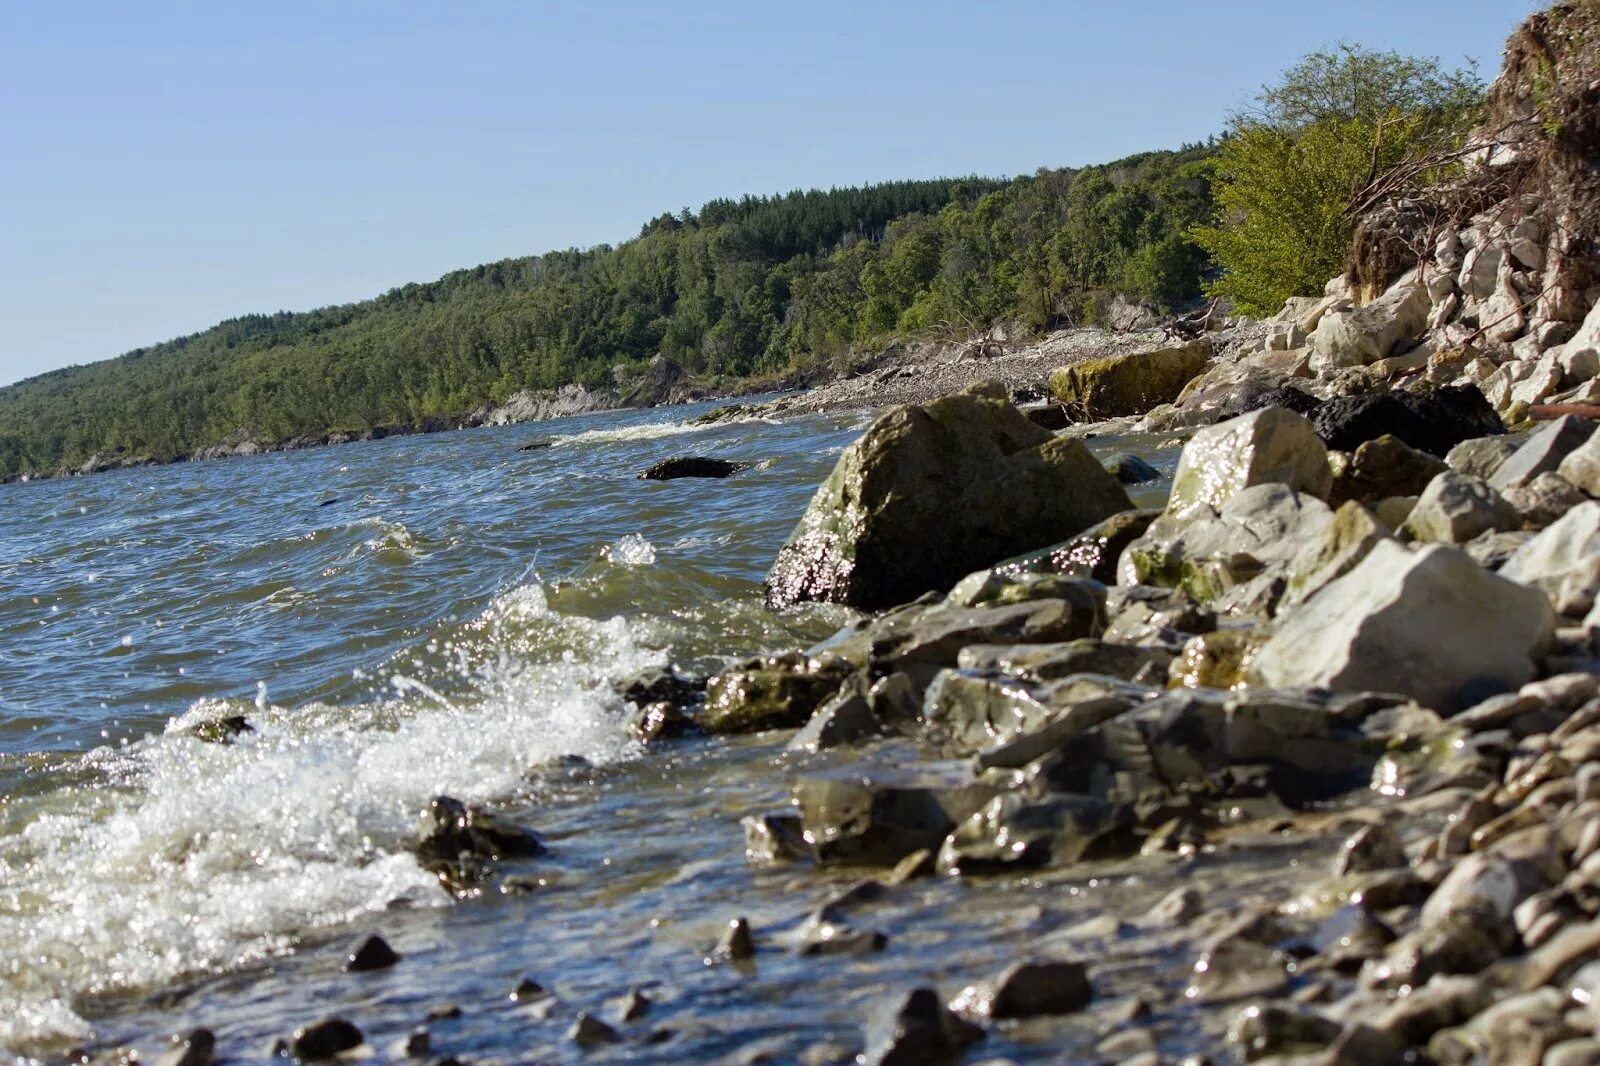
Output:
[
  {"xmin": 764, "ymin": 381, "xmax": 1131, "ymax": 610},
  {"xmin": 1048, "ymin": 339, "xmax": 1211, "ymax": 419},
  {"xmin": 1249, "ymin": 542, "xmax": 1555, "ymax": 713},
  {"xmin": 948, "ymin": 960, "xmax": 1092, "ymax": 1019},
  {"xmin": 639, "ymin": 456, "xmax": 751, "ymax": 480},
  {"xmin": 290, "ymin": 1018, "xmax": 364, "ymax": 1060},
  {"xmin": 415, "ymin": 795, "xmax": 546, "ymax": 891},
  {"xmin": 1104, "ymin": 453, "xmax": 1162, "ymax": 485}
]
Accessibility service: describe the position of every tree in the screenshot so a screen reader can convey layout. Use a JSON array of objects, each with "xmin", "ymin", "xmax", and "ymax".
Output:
[{"xmin": 1193, "ymin": 45, "xmax": 1483, "ymax": 315}]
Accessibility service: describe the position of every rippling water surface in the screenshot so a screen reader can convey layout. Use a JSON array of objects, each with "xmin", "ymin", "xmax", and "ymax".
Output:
[{"xmin": 0, "ymin": 403, "xmax": 1198, "ymax": 1063}]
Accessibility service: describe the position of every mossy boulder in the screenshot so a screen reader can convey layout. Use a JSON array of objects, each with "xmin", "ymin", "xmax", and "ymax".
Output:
[
  {"xmin": 1048, "ymin": 340, "xmax": 1211, "ymax": 419},
  {"xmin": 764, "ymin": 381, "xmax": 1132, "ymax": 611}
]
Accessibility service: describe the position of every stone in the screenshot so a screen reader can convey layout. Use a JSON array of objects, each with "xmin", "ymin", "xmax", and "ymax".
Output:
[
  {"xmin": 1048, "ymin": 339, "xmax": 1212, "ymax": 418},
  {"xmin": 1104, "ymin": 452, "xmax": 1162, "ymax": 484},
  {"xmin": 1327, "ymin": 434, "xmax": 1449, "ymax": 505},
  {"xmin": 1163, "ymin": 408, "xmax": 1331, "ymax": 523},
  {"xmin": 1311, "ymin": 280, "xmax": 1430, "ymax": 370},
  {"xmin": 1149, "ymin": 886, "xmax": 1203, "ymax": 926},
  {"xmin": 957, "ymin": 640, "xmax": 1170, "ymax": 685},
  {"xmin": 344, "ymin": 934, "xmax": 399, "ymax": 972},
  {"xmin": 155, "ymin": 1030, "xmax": 215, "ymax": 1066},
  {"xmin": 1188, "ymin": 939, "xmax": 1290, "ymax": 1004},
  {"xmin": 415, "ymin": 795, "xmax": 546, "ymax": 891},
  {"xmin": 1502, "ymin": 502, "xmax": 1600, "ymax": 615},
  {"xmin": 920, "ymin": 671, "xmax": 1143, "ymax": 761},
  {"xmin": 792, "ymin": 770, "xmax": 998, "ymax": 866},
  {"xmin": 1332, "ymin": 823, "xmax": 1407, "ymax": 876},
  {"xmin": 182, "ymin": 715, "xmax": 253, "ymax": 744},
  {"xmin": 1227, "ymin": 1004, "xmax": 1342, "ymax": 1061},
  {"xmin": 510, "ymin": 977, "xmax": 546, "ymax": 1001},
  {"xmin": 1423, "ymin": 847, "xmax": 1562, "ymax": 929},
  {"xmin": 639, "ymin": 456, "xmax": 750, "ymax": 480},
  {"xmin": 713, "ymin": 917, "xmax": 755, "ymax": 961},
  {"xmin": 1492, "ymin": 416, "xmax": 1595, "ymax": 491},
  {"xmin": 980, "ymin": 509, "xmax": 1161, "ymax": 587},
  {"xmin": 702, "ymin": 655, "xmax": 853, "ymax": 734},
  {"xmin": 765, "ymin": 381, "xmax": 1132, "ymax": 610},
  {"xmin": 861, "ymin": 988, "xmax": 984, "ymax": 1066},
  {"xmin": 290, "ymin": 1019, "xmax": 364, "ymax": 1060},
  {"xmin": 1248, "ymin": 541, "xmax": 1555, "ymax": 714},
  {"xmin": 1558, "ymin": 429, "xmax": 1600, "ymax": 496},
  {"xmin": 742, "ymin": 813, "xmax": 810, "ymax": 864},
  {"xmin": 611, "ymin": 988, "xmax": 651, "ymax": 1022},
  {"xmin": 948, "ymin": 960, "xmax": 1092, "ymax": 1019},
  {"xmin": 629, "ymin": 700, "xmax": 692, "ymax": 743},
  {"xmin": 1400, "ymin": 471, "xmax": 1520, "ymax": 544},
  {"xmin": 1280, "ymin": 501, "xmax": 1392, "ymax": 610},
  {"xmin": 788, "ymin": 682, "xmax": 882, "ymax": 753},
  {"xmin": 864, "ymin": 596, "xmax": 1107, "ymax": 677},
  {"xmin": 1503, "ymin": 471, "xmax": 1588, "ymax": 529},
  {"xmin": 567, "ymin": 1012, "xmax": 620, "ymax": 1047},
  {"xmin": 1312, "ymin": 385, "xmax": 1504, "ymax": 457},
  {"xmin": 1167, "ymin": 629, "xmax": 1265, "ymax": 689},
  {"xmin": 937, "ymin": 794, "xmax": 1134, "ymax": 873}
]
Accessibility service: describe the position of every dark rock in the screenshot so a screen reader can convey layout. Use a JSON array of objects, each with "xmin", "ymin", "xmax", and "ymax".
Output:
[
  {"xmin": 1104, "ymin": 453, "xmax": 1161, "ymax": 485},
  {"xmin": 1237, "ymin": 384, "xmax": 1324, "ymax": 418},
  {"xmin": 1023, "ymin": 403, "xmax": 1071, "ymax": 430},
  {"xmin": 949, "ymin": 960, "xmax": 1092, "ymax": 1019},
  {"xmin": 1226, "ymin": 1003, "xmax": 1342, "ymax": 1061},
  {"xmin": 290, "ymin": 1018, "xmax": 364, "ymax": 1060},
  {"xmin": 1311, "ymin": 384, "xmax": 1503, "ymax": 457},
  {"xmin": 1332, "ymin": 822, "xmax": 1407, "ymax": 876},
  {"xmin": 567, "ymin": 1012, "xmax": 619, "ymax": 1047},
  {"xmin": 344, "ymin": 934, "xmax": 399, "ymax": 972},
  {"xmin": 611, "ymin": 988, "xmax": 651, "ymax": 1022},
  {"xmin": 639, "ymin": 456, "xmax": 751, "ymax": 480},
  {"xmin": 415, "ymin": 795, "xmax": 545, "ymax": 891},
  {"xmin": 402, "ymin": 1028, "xmax": 430, "ymax": 1058},
  {"xmin": 861, "ymin": 988, "xmax": 984, "ymax": 1066},
  {"xmin": 517, "ymin": 440, "xmax": 554, "ymax": 451},
  {"xmin": 628, "ymin": 701, "xmax": 692, "ymax": 743},
  {"xmin": 863, "ymin": 595, "xmax": 1108, "ymax": 679},
  {"xmin": 938, "ymin": 794, "xmax": 1136, "ymax": 873},
  {"xmin": 793, "ymin": 912, "xmax": 888, "ymax": 956},
  {"xmin": 510, "ymin": 977, "xmax": 546, "ymax": 1001},
  {"xmin": 741, "ymin": 813, "xmax": 811, "ymax": 865},
  {"xmin": 701, "ymin": 654, "xmax": 853, "ymax": 734},
  {"xmin": 183, "ymin": 715, "xmax": 254, "ymax": 744},
  {"xmin": 155, "ymin": 1029, "xmax": 215, "ymax": 1066},
  {"xmin": 765, "ymin": 381, "xmax": 1132, "ymax": 610},
  {"xmin": 980, "ymin": 509, "xmax": 1161, "ymax": 588},
  {"xmin": 792, "ymin": 769, "xmax": 998, "ymax": 866},
  {"xmin": 617, "ymin": 665, "xmax": 702, "ymax": 707},
  {"xmin": 1187, "ymin": 939, "xmax": 1290, "ymax": 1004},
  {"xmin": 713, "ymin": 917, "xmax": 755, "ymax": 961},
  {"xmin": 788, "ymin": 682, "xmax": 883, "ymax": 753},
  {"xmin": 1328, "ymin": 434, "xmax": 1449, "ymax": 505}
]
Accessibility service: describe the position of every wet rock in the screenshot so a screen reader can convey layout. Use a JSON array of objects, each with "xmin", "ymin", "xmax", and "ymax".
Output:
[
  {"xmin": 290, "ymin": 1018, "xmax": 364, "ymax": 1060},
  {"xmin": 1363, "ymin": 910, "xmax": 1508, "ymax": 989},
  {"xmin": 1248, "ymin": 541, "xmax": 1556, "ymax": 714},
  {"xmin": 1328, "ymin": 434, "xmax": 1449, "ymax": 506},
  {"xmin": 639, "ymin": 456, "xmax": 750, "ymax": 480},
  {"xmin": 958, "ymin": 639, "xmax": 1169, "ymax": 685},
  {"xmin": 765, "ymin": 381, "xmax": 1132, "ymax": 610},
  {"xmin": 1048, "ymin": 339, "xmax": 1212, "ymax": 418},
  {"xmin": 1227, "ymin": 1003, "xmax": 1342, "ymax": 1061},
  {"xmin": 702, "ymin": 654, "xmax": 853, "ymax": 734},
  {"xmin": 1399, "ymin": 470, "xmax": 1520, "ymax": 544},
  {"xmin": 415, "ymin": 796, "xmax": 546, "ymax": 890},
  {"xmin": 1149, "ymin": 886, "xmax": 1204, "ymax": 927},
  {"xmin": 182, "ymin": 715, "xmax": 254, "ymax": 744},
  {"xmin": 1332, "ymin": 823, "xmax": 1407, "ymax": 876},
  {"xmin": 1502, "ymin": 502, "xmax": 1600, "ymax": 615},
  {"xmin": 1311, "ymin": 278, "xmax": 1429, "ymax": 369},
  {"xmin": 1490, "ymin": 415, "xmax": 1595, "ymax": 491},
  {"xmin": 1188, "ymin": 938, "xmax": 1290, "ymax": 1004},
  {"xmin": 743, "ymin": 813, "xmax": 810, "ymax": 864},
  {"xmin": 794, "ymin": 769, "xmax": 999, "ymax": 866},
  {"xmin": 1167, "ymin": 629, "xmax": 1264, "ymax": 689},
  {"xmin": 567, "ymin": 1012, "xmax": 620, "ymax": 1047},
  {"xmin": 629, "ymin": 700, "xmax": 692, "ymax": 743},
  {"xmin": 617, "ymin": 665, "xmax": 702, "ymax": 708},
  {"xmin": 344, "ymin": 934, "xmax": 399, "ymax": 972},
  {"xmin": 922, "ymin": 671, "xmax": 1144, "ymax": 762},
  {"xmin": 1105, "ymin": 453, "xmax": 1161, "ymax": 485},
  {"xmin": 401, "ymin": 1028, "xmax": 430, "ymax": 1058},
  {"xmin": 1311, "ymin": 385, "xmax": 1503, "ymax": 456},
  {"xmin": 511, "ymin": 977, "xmax": 547, "ymax": 1001},
  {"xmin": 982, "ymin": 509, "xmax": 1162, "ymax": 587},
  {"xmin": 713, "ymin": 917, "xmax": 755, "ymax": 961},
  {"xmin": 1163, "ymin": 407, "xmax": 1332, "ymax": 523},
  {"xmin": 788, "ymin": 680, "xmax": 882, "ymax": 753},
  {"xmin": 860, "ymin": 987, "xmax": 984, "ymax": 1066},
  {"xmin": 865, "ymin": 595, "xmax": 1107, "ymax": 678},
  {"xmin": 1448, "ymin": 434, "xmax": 1522, "ymax": 481},
  {"xmin": 155, "ymin": 1029, "xmax": 215, "ymax": 1066},
  {"xmin": 944, "ymin": 569, "xmax": 1104, "ymax": 612},
  {"xmin": 949, "ymin": 960, "xmax": 1092, "ymax": 1019},
  {"xmin": 937, "ymin": 793, "xmax": 1134, "ymax": 873},
  {"xmin": 1368, "ymin": 973, "xmax": 1491, "ymax": 1046},
  {"xmin": 792, "ymin": 912, "xmax": 888, "ymax": 956},
  {"xmin": 611, "ymin": 988, "xmax": 651, "ymax": 1022}
]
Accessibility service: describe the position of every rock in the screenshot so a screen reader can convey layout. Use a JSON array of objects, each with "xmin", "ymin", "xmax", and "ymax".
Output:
[
  {"xmin": 742, "ymin": 813, "xmax": 810, "ymax": 864},
  {"xmin": 788, "ymin": 682, "xmax": 883, "ymax": 752},
  {"xmin": 981, "ymin": 509, "xmax": 1161, "ymax": 587},
  {"xmin": 1312, "ymin": 385, "xmax": 1504, "ymax": 456},
  {"xmin": 290, "ymin": 1018, "xmax": 364, "ymax": 1060},
  {"xmin": 1400, "ymin": 471, "xmax": 1520, "ymax": 544},
  {"xmin": 1023, "ymin": 403, "xmax": 1071, "ymax": 430},
  {"xmin": 617, "ymin": 665, "xmax": 702, "ymax": 708},
  {"xmin": 792, "ymin": 769, "xmax": 998, "ymax": 865},
  {"xmin": 702, "ymin": 654, "xmax": 853, "ymax": 734},
  {"xmin": 1491, "ymin": 415, "xmax": 1595, "ymax": 491},
  {"xmin": 1332, "ymin": 823, "xmax": 1407, "ymax": 876},
  {"xmin": 920, "ymin": 670, "xmax": 1143, "ymax": 760},
  {"xmin": 1503, "ymin": 471, "xmax": 1588, "ymax": 529},
  {"xmin": 1167, "ymin": 629, "xmax": 1265, "ymax": 689},
  {"xmin": 959, "ymin": 639, "xmax": 1171, "ymax": 685},
  {"xmin": 1104, "ymin": 453, "xmax": 1161, "ymax": 485},
  {"xmin": 1502, "ymin": 502, "xmax": 1600, "ymax": 615},
  {"xmin": 1558, "ymin": 428, "xmax": 1600, "ymax": 496},
  {"xmin": 861, "ymin": 988, "xmax": 984, "ymax": 1066},
  {"xmin": 611, "ymin": 988, "xmax": 651, "ymax": 1022},
  {"xmin": 182, "ymin": 715, "xmax": 253, "ymax": 744},
  {"xmin": 1448, "ymin": 435, "xmax": 1523, "ymax": 481},
  {"xmin": 1149, "ymin": 886, "xmax": 1203, "ymax": 926},
  {"xmin": 1226, "ymin": 1004, "xmax": 1342, "ymax": 1061},
  {"xmin": 1248, "ymin": 541, "xmax": 1555, "ymax": 713},
  {"xmin": 155, "ymin": 1029, "xmax": 215, "ymax": 1066},
  {"xmin": 948, "ymin": 960, "xmax": 1092, "ymax": 1019},
  {"xmin": 567, "ymin": 1012, "xmax": 620, "ymax": 1047},
  {"xmin": 629, "ymin": 700, "xmax": 692, "ymax": 743},
  {"xmin": 1163, "ymin": 408, "xmax": 1332, "ymax": 523},
  {"xmin": 344, "ymin": 934, "xmax": 399, "ymax": 972},
  {"xmin": 1048, "ymin": 339, "xmax": 1212, "ymax": 418},
  {"xmin": 765, "ymin": 381, "xmax": 1132, "ymax": 610},
  {"xmin": 1187, "ymin": 939, "xmax": 1290, "ymax": 1004},
  {"xmin": 713, "ymin": 917, "xmax": 755, "ymax": 961},
  {"xmin": 639, "ymin": 456, "xmax": 750, "ymax": 480},
  {"xmin": 415, "ymin": 795, "xmax": 545, "ymax": 890},
  {"xmin": 1422, "ymin": 844, "xmax": 1563, "ymax": 928},
  {"xmin": 1311, "ymin": 279, "xmax": 1430, "ymax": 370},
  {"xmin": 1328, "ymin": 434, "xmax": 1449, "ymax": 505},
  {"xmin": 862, "ymin": 596, "xmax": 1107, "ymax": 677},
  {"xmin": 937, "ymin": 794, "xmax": 1134, "ymax": 873},
  {"xmin": 400, "ymin": 1028, "xmax": 430, "ymax": 1058},
  {"xmin": 510, "ymin": 977, "xmax": 546, "ymax": 1001},
  {"xmin": 1280, "ymin": 501, "xmax": 1392, "ymax": 610}
]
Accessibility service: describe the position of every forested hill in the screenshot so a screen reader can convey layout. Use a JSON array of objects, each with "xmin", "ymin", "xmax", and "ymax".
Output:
[{"xmin": 0, "ymin": 145, "xmax": 1216, "ymax": 480}]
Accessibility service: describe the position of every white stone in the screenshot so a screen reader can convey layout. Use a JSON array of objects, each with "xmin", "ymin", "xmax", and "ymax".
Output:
[
  {"xmin": 1161, "ymin": 408, "xmax": 1332, "ymax": 523},
  {"xmin": 1248, "ymin": 541, "xmax": 1555, "ymax": 713},
  {"xmin": 1311, "ymin": 280, "xmax": 1431, "ymax": 372},
  {"xmin": 1502, "ymin": 501, "xmax": 1600, "ymax": 615},
  {"xmin": 1426, "ymin": 271, "xmax": 1456, "ymax": 305},
  {"xmin": 1559, "ymin": 432, "xmax": 1600, "ymax": 496},
  {"xmin": 1491, "ymin": 416, "xmax": 1596, "ymax": 491},
  {"xmin": 1436, "ymin": 230, "xmax": 1464, "ymax": 272},
  {"xmin": 1401, "ymin": 471, "xmax": 1520, "ymax": 545},
  {"xmin": 1507, "ymin": 354, "xmax": 1562, "ymax": 409},
  {"xmin": 1562, "ymin": 345, "xmax": 1600, "ymax": 386},
  {"xmin": 1460, "ymin": 243, "xmax": 1504, "ymax": 301}
]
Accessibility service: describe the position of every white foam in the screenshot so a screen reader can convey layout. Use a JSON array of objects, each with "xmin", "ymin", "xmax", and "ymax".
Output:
[
  {"xmin": 0, "ymin": 583, "xmax": 652, "ymax": 1056},
  {"xmin": 601, "ymin": 534, "xmax": 657, "ymax": 567}
]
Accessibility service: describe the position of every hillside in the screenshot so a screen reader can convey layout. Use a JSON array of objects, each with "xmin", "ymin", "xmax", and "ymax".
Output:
[{"xmin": 0, "ymin": 147, "xmax": 1215, "ymax": 480}]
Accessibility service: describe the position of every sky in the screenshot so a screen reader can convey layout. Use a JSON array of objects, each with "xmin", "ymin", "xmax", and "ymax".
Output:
[{"xmin": 0, "ymin": 0, "xmax": 1542, "ymax": 387}]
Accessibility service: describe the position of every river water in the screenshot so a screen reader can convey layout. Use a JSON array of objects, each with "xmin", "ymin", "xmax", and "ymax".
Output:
[{"xmin": 0, "ymin": 401, "xmax": 1312, "ymax": 1065}]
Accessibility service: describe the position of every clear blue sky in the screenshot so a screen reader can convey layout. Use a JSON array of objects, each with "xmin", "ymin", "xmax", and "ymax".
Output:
[{"xmin": 0, "ymin": 0, "xmax": 1540, "ymax": 386}]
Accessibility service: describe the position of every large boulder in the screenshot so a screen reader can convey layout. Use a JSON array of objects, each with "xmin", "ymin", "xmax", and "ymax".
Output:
[
  {"xmin": 764, "ymin": 382, "xmax": 1132, "ymax": 610},
  {"xmin": 1311, "ymin": 386, "xmax": 1504, "ymax": 457},
  {"xmin": 1310, "ymin": 280, "xmax": 1430, "ymax": 371},
  {"xmin": 1163, "ymin": 407, "xmax": 1332, "ymax": 523},
  {"xmin": 1500, "ymin": 501, "xmax": 1600, "ymax": 615},
  {"xmin": 1049, "ymin": 339, "xmax": 1212, "ymax": 419},
  {"xmin": 1400, "ymin": 471, "xmax": 1520, "ymax": 545},
  {"xmin": 1248, "ymin": 542, "xmax": 1555, "ymax": 713}
]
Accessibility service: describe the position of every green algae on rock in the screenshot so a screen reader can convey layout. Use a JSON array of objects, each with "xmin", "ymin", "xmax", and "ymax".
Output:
[{"xmin": 1048, "ymin": 339, "xmax": 1211, "ymax": 419}]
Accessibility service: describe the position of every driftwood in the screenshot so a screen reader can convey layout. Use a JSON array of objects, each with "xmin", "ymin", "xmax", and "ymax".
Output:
[{"xmin": 1531, "ymin": 403, "xmax": 1600, "ymax": 419}]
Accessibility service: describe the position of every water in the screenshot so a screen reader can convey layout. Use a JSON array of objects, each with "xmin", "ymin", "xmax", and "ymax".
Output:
[{"xmin": 0, "ymin": 402, "xmax": 1249, "ymax": 1064}]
